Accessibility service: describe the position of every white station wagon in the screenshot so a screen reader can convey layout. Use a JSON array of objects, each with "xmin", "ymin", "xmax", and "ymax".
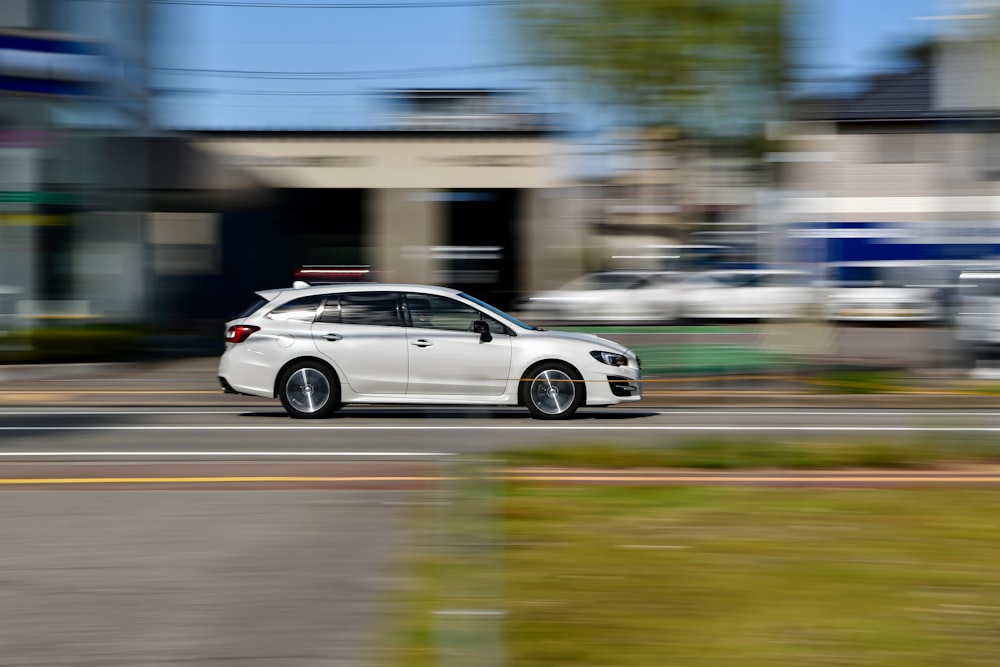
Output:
[{"xmin": 218, "ymin": 283, "xmax": 642, "ymax": 419}]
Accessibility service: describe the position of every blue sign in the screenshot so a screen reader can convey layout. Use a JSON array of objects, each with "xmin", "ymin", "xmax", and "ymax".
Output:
[{"xmin": 0, "ymin": 32, "xmax": 106, "ymax": 96}]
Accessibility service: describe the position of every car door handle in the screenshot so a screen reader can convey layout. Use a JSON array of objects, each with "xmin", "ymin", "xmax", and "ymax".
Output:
[
  {"xmin": 411, "ymin": 339, "xmax": 433, "ymax": 348},
  {"xmin": 321, "ymin": 333, "xmax": 343, "ymax": 342}
]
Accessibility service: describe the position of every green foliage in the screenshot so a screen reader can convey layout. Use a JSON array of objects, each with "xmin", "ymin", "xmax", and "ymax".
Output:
[
  {"xmin": 387, "ymin": 486, "xmax": 1000, "ymax": 667},
  {"xmin": 499, "ymin": 436, "xmax": 1000, "ymax": 470},
  {"xmin": 510, "ymin": 0, "xmax": 788, "ymax": 136},
  {"xmin": 815, "ymin": 368, "xmax": 909, "ymax": 394}
]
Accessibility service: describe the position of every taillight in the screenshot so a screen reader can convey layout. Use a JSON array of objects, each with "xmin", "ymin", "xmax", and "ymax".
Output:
[{"xmin": 226, "ymin": 324, "xmax": 260, "ymax": 343}]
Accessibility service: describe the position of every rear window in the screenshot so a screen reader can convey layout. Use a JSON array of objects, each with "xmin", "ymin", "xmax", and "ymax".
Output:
[
  {"xmin": 265, "ymin": 295, "xmax": 324, "ymax": 322},
  {"xmin": 232, "ymin": 296, "xmax": 268, "ymax": 320}
]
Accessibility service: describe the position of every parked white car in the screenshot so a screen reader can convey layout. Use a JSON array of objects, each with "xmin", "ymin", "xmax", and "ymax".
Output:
[
  {"xmin": 219, "ymin": 282, "xmax": 642, "ymax": 419},
  {"xmin": 675, "ymin": 269, "xmax": 818, "ymax": 320},
  {"xmin": 823, "ymin": 262, "xmax": 947, "ymax": 324},
  {"xmin": 515, "ymin": 270, "xmax": 683, "ymax": 323}
]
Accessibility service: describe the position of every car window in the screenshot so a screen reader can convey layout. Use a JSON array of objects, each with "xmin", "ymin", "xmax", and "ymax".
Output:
[
  {"xmin": 769, "ymin": 272, "xmax": 810, "ymax": 287},
  {"xmin": 405, "ymin": 293, "xmax": 506, "ymax": 334},
  {"xmin": 562, "ymin": 273, "xmax": 643, "ymax": 291},
  {"xmin": 684, "ymin": 274, "xmax": 728, "ymax": 288},
  {"xmin": 232, "ymin": 296, "xmax": 268, "ymax": 320},
  {"xmin": 712, "ymin": 272, "xmax": 756, "ymax": 288},
  {"xmin": 597, "ymin": 273, "xmax": 645, "ymax": 289},
  {"xmin": 338, "ymin": 291, "xmax": 401, "ymax": 326},
  {"xmin": 264, "ymin": 295, "xmax": 323, "ymax": 322},
  {"xmin": 317, "ymin": 294, "xmax": 341, "ymax": 323}
]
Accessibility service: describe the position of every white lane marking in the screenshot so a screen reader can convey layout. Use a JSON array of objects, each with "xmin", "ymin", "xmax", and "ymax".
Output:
[
  {"xmin": 0, "ymin": 451, "xmax": 453, "ymax": 457},
  {"xmin": 3, "ymin": 425, "xmax": 1000, "ymax": 432}
]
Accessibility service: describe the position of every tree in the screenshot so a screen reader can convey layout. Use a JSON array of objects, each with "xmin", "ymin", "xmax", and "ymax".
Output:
[{"xmin": 511, "ymin": 0, "xmax": 789, "ymax": 143}]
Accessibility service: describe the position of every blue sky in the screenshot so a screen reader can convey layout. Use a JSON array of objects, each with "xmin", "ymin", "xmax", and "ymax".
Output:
[{"xmin": 151, "ymin": 0, "xmax": 944, "ymax": 130}]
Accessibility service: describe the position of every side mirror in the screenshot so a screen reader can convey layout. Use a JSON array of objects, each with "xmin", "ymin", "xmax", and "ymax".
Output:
[{"xmin": 472, "ymin": 320, "xmax": 493, "ymax": 343}]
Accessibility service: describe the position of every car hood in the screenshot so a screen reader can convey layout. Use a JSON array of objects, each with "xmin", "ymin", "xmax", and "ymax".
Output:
[{"xmin": 538, "ymin": 329, "xmax": 631, "ymax": 354}]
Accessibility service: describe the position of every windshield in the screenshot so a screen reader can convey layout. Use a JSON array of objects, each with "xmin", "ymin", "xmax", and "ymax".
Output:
[
  {"xmin": 459, "ymin": 292, "xmax": 537, "ymax": 330},
  {"xmin": 560, "ymin": 273, "xmax": 646, "ymax": 291}
]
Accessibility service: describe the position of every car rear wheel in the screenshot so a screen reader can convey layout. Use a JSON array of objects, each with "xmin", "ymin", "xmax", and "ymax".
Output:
[
  {"xmin": 520, "ymin": 362, "xmax": 584, "ymax": 420},
  {"xmin": 278, "ymin": 361, "xmax": 341, "ymax": 419}
]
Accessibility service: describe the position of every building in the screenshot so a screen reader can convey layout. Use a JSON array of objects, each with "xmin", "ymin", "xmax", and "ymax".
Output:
[
  {"xmin": 184, "ymin": 90, "xmax": 582, "ymax": 314},
  {"xmin": 777, "ymin": 33, "xmax": 1000, "ymax": 267}
]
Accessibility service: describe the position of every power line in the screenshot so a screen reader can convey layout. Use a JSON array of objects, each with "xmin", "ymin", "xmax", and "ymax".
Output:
[
  {"xmin": 155, "ymin": 62, "xmax": 523, "ymax": 80},
  {"xmin": 154, "ymin": 87, "xmax": 360, "ymax": 95}
]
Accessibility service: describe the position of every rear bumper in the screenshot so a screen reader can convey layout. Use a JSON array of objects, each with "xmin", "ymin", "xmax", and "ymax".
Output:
[{"xmin": 219, "ymin": 376, "xmax": 239, "ymax": 394}]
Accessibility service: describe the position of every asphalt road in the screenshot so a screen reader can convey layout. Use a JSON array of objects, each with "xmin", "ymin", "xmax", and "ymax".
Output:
[
  {"xmin": 4, "ymin": 404, "xmax": 1000, "ymax": 456},
  {"xmin": 0, "ymin": 489, "xmax": 411, "ymax": 667}
]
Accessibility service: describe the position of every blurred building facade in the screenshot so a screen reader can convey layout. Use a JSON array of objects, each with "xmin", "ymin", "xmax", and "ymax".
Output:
[
  {"xmin": 1, "ymin": 0, "xmax": 106, "ymax": 331},
  {"xmin": 188, "ymin": 91, "xmax": 581, "ymax": 312},
  {"xmin": 779, "ymin": 31, "xmax": 1000, "ymax": 267},
  {"xmin": 583, "ymin": 129, "xmax": 769, "ymax": 272}
]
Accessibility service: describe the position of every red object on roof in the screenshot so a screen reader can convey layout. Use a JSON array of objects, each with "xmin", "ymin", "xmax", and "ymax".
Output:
[{"xmin": 293, "ymin": 265, "xmax": 372, "ymax": 285}]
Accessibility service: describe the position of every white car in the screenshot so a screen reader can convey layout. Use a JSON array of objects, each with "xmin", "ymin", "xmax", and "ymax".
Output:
[
  {"xmin": 515, "ymin": 270, "xmax": 683, "ymax": 323},
  {"xmin": 823, "ymin": 262, "xmax": 946, "ymax": 324},
  {"xmin": 676, "ymin": 269, "xmax": 818, "ymax": 320},
  {"xmin": 218, "ymin": 282, "xmax": 642, "ymax": 419}
]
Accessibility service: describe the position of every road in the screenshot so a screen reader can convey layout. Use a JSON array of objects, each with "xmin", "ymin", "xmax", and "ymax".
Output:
[
  {"xmin": 0, "ymin": 326, "xmax": 988, "ymax": 667},
  {"xmin": 4, "ymin": 404, "xmax": 1000, "ymax": 456}
]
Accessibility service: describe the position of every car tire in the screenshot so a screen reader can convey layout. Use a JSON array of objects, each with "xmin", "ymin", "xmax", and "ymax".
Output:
[
  {"xmin": 278, "ymin": 360, "xmax": 341, "ymax": 419},
  {"xmin": 520, "ymin": 362, "xmax": 584, "ymax": 420}
]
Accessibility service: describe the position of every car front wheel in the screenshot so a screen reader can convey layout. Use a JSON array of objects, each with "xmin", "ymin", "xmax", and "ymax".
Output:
[
  {"xmin": 520, "ymin": 362, "xmax": 584, "ymax": 420},
  {"xmin": 278, "ymin": 361, "xmax": 341, "ymax": 419}
]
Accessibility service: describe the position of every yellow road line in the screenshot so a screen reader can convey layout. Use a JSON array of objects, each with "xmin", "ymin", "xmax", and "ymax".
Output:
[
  {"xmin": 0, "ymin": 476, "xmax": 453, "ymax": 485},
  {"xmin": 0, "ymin": 474, "xmax": 998, "ymax": 486}
]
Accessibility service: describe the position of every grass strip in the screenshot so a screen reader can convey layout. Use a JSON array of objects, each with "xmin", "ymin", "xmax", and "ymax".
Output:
[
  {"xmin": 497, "ymin": 436, "xmax": 1000, "ymax": 470},
  {"xmin": 385, "ymin": 483, "xmax": 1000, "ymax": 667}
]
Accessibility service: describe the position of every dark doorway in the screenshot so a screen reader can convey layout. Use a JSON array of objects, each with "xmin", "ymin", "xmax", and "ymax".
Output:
[
  {"xmin": 442, "ymin": 189, "xmax": 519, "ymax": 310},
  {"xmin": 219, "ymin": 188, "xmax": 367, "ymax": 316}
]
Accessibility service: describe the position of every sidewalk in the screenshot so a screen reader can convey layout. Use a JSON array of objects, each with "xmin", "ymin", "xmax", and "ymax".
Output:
[{"xmin": 2, "ymin": 355, "xmax": 998, "ymax": 408}]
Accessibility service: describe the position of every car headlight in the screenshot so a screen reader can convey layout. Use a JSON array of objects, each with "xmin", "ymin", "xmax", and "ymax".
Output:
[{"xmin": 590, "ymin": 350, "xmax": 628, "ymax": 367}]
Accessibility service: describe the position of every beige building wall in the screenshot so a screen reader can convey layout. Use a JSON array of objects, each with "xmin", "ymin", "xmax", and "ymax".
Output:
[
  {"xmin": 369, "ymin": 189, "xmax": 442, "ymax": 284},
  {"xmin": 518, "ymin": 189, "xmax": 586, "ymax": 292},
  {"xmin": 781, "ymin": 123, "xmax": 1000, "ymax": 227},
  {"xmin": 194, "ymin": 136, "xmax": 557, "ymax": 189},
  {"xmin": 191, "ymin": 133, "xmax": 578, "ymax": 297}
]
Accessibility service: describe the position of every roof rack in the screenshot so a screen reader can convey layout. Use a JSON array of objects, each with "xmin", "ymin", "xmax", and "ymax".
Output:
[{"xmin": 293, "ymin": 265, "xmax": 372, "ymax": 287}]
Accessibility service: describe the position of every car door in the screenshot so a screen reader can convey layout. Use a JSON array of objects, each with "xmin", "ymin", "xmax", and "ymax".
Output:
[
  {"xmin": 403, "ymin": 292, "xmax": 512, "ymax": 396},
  {"xmin": 310, "ymin": 291, "xmax": 408, "ymax": 395}
]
